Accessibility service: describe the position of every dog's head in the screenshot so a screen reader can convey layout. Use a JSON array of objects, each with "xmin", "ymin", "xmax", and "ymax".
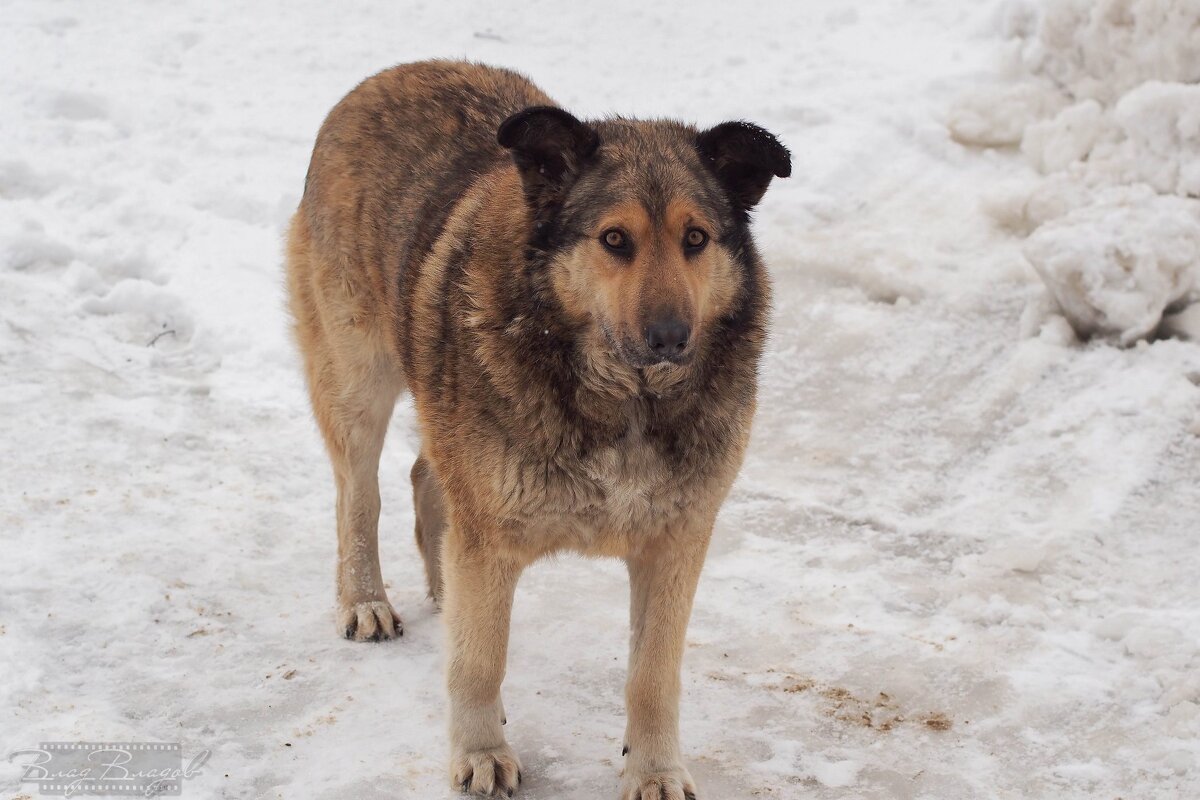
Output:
[{"xmin": 498, "ymin": 107, "xmax": 789, "ymax": 369}]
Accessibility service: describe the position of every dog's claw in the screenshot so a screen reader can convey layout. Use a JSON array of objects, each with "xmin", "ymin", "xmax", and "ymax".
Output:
[
  {"xmin": 622, "ymin": 745, "xmax": 629, "ymax": 756},
  {"xmin": 452, "ymin": 748, "xmax": 519, "ymax": 796},
  {"xmin": 621, "ymin": 767, "xmax": 697, "ymax": 800},
  {"xmin": 339, "ymin": 600, "xmax": 403, "ymax": 642}
]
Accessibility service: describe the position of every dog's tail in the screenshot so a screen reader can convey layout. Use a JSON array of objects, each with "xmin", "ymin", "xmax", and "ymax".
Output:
[{"xmin": 411, "ymin": 453, "xmax": 446, "ymax": 607}]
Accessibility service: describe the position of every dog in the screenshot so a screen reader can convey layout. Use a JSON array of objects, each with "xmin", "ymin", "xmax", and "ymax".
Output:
[{"xmin": 285, "ymin": 60, "xmax": 789, "ymax": 799}]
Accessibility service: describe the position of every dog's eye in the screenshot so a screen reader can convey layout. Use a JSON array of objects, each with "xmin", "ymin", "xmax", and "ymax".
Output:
[
  {"xmin": 601, "ymin": 229, "xmax": 630, "ymax": 253},
  {"xmin": 684, "ymin": 228, "xmax": 708, "ymax": 251}
]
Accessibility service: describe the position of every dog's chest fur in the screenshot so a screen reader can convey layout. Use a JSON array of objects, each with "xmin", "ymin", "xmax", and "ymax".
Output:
[
  {"xmin": 577, "ymin": 402, "xmax": 669, "ymax": 526},
  {"xmin": 483, "ymin": 389, "xmax": 735, "ymax": 552}
]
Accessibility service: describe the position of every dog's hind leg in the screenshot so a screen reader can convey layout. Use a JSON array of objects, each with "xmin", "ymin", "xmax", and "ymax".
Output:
[
  {"xmin": 411, "ymin": 452, "xmax": 445, "ymax": 607},
  {"xmin": 325, "ymin": 367, "xmax": 403, "ymax": 642},
  {"xmin": 287, "ymin": 213, "xmax": 404, "ymax": 642}
]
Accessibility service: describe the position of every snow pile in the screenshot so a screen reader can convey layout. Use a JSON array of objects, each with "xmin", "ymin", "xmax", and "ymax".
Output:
[
  {"xmin": 950, "ymin": 0, "xmax": 1200, "ymax": 343},
  {"xmin": 1024, "ymin": 186, "xmax": 1200, "ymax": 343},
  {"xmin": 1030, "ymin": 0, "xmax": 1200, "ymax": 103},
  {"xmin": 1115, "ymin": 81, "xmax": 1200, "ymax": 197}
]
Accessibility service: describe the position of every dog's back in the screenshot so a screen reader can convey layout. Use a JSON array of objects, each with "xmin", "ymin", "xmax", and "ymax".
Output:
[{"xmin": 291, "ymin": 61, "xmax": 552, "ymax": 369}]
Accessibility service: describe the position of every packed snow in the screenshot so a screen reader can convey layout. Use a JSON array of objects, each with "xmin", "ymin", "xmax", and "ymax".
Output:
[
  {"xmin": 2, "ymin": 1, "xmax": 1198, "ymax": 799},
  {"xmin": 951, "ymin": 0, "xmax": 1200, "ymax": 343}
]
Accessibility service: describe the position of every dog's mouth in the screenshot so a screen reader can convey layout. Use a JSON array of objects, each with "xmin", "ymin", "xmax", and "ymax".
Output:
[{"xmin": 600, "ymin": 323, "xmax": 694, "ymax": 370}]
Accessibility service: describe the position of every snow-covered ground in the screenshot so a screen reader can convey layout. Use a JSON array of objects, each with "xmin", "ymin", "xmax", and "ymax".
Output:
[{"xmin": 2, "ymin": 1, "xmax": 1198, "ymax": 798}]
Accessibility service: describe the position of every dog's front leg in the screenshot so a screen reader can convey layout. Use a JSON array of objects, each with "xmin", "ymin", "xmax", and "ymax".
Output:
[
  {"xmin": 444, "ymin": 519, "xmax": 523, "ymax": 796},
  {"xmin": 621, "ymin": 524, "xmax": 712, "ymax": 800}
]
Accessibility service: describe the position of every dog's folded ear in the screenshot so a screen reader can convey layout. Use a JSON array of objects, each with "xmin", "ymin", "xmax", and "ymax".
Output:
[
  {"xmin": 696, "ymin": 121, "xmax": 791, "ymax": 214},
  {"xmin": 498, "ymin": 106, "xmax": 600, "ymax": 212}
]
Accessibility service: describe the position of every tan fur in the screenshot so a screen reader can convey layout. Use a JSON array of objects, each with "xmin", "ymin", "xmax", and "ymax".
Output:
[
  {"xmin": 286, "ymin": 214, "xmax": 405, "ymax": 640},
  {"xmin": 286, "ymin": 60, "xmax": 782, "ymax": 799},
  {"xmin": 553, "ymin": 198, "xmax": 736, "ymax": 356}
]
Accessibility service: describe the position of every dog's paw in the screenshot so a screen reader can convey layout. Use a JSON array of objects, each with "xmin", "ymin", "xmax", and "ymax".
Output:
[
  {"xmin": 451, "ymin": 744, "xmax": 522, "ymax": 797},
  {"xmin": 337, "ymin": 599, "xmax": 402, "ymax": 641},
  {"xmin": 620, "ymin": 765, "xmax": 697, "ymax": 800}
]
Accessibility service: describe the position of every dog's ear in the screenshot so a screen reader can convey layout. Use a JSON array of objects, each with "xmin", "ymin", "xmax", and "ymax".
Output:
[
  {"xmin": 696, "ymin": 121, "xmax": 791, "ymax": 213},
  {"xmin": 498, "ymin": 106, "xmax": 599, "ymax": 211}
]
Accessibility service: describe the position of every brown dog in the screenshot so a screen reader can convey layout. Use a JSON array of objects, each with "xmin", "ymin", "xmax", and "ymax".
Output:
[{"xmin": 286, "ymin": 60, "xmax": 788, "ymax": 799}]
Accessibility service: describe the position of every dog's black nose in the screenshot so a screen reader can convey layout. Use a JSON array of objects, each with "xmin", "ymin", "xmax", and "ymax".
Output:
[{"xmin": 645, "ymin": 319, "xmax": 690, "ymax": 359}]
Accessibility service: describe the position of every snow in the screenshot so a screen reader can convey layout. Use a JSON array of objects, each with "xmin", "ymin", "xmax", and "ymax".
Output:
[
  {"xmin": 1023, "ymin": 0, "xmax": 1200, "ymax": 104},
  {"xmin": 1115, "ymin": 80, "xmax": 1200, "ymax": 197},
  {"xmin": 1, "ymin": 1, "xmax": 1198, "ymax": 800},
  {"xmin": 1023, "ymin": 186, "xmax": 1200, "ymax": 343},
  {"xmin": 953, "ymin": 0, "xmax": 1200, "ymax": 343}
]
